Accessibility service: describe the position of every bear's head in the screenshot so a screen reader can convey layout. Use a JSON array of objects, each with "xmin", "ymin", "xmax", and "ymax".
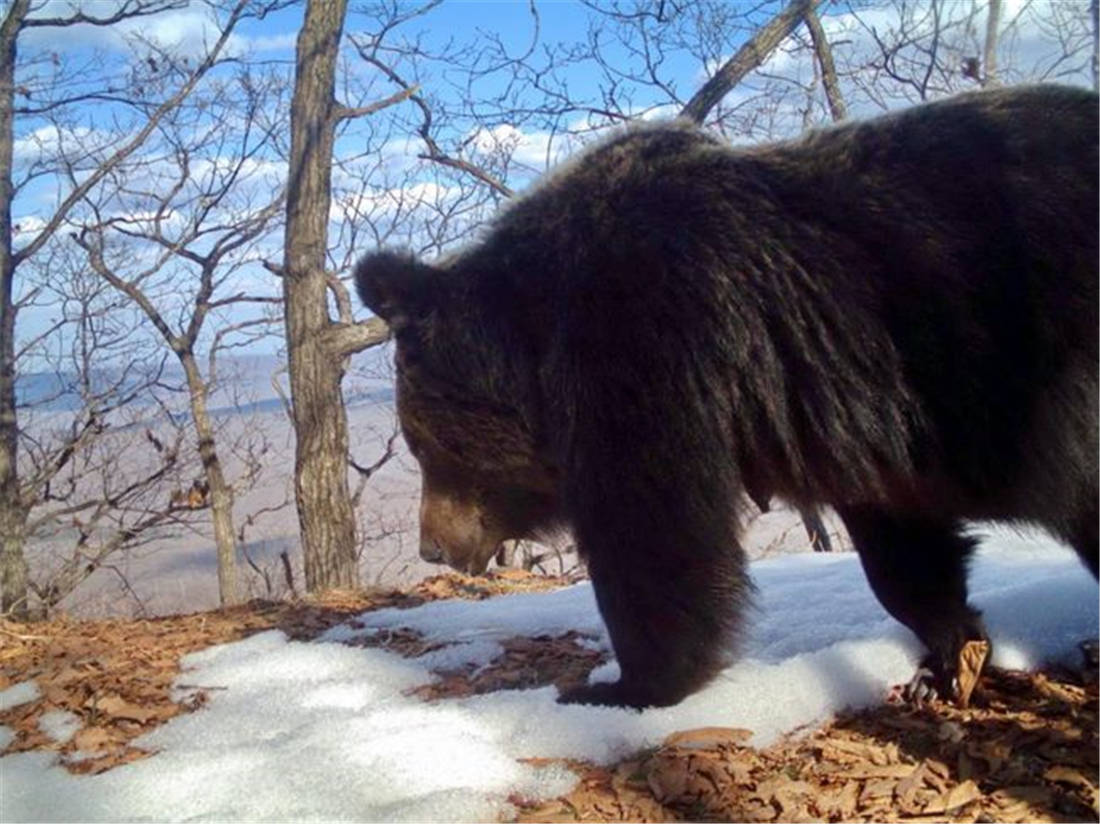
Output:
[{"xmin": 354, "ymin": 251, "xmax": 562, "ymax": 575}]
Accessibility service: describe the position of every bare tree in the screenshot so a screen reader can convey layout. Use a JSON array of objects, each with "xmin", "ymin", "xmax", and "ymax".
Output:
[
  {"xmin": 1, "ymin": 0, "xmax": 258, "ymax": 616},
  {"xmin": 73, "ymin": 173, "xmax": 283, "ymax": 605},
  {"xmin": 983, "ymin": 0, "xmax": 1003, "ymax": 86},
  {"xmin": 280, "ymin": 0, "xmax": 409, "ymax": 594},
  {"xmin": 681, "ymin": 0, "xmax": 820, "ymax": 123},
  {"xmin": 64, "ymin": 46, "xmax": 289, "ymax": 607},
  {"xmin": 1093, "ymin": 0, "xmax": 1099, "ymax": 90},
  {"xmin": 15, "ymin": 243, "xmax": 204, "ymax": 617}
]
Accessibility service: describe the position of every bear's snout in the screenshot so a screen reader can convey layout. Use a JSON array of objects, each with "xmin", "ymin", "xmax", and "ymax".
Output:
[
  {"xmin": 418, "ymin": 482, "xmax": 503, "ymax": 575},
  {"xmin": 419, "ymin": 539, "xmax": 446, "ymax": 564}
]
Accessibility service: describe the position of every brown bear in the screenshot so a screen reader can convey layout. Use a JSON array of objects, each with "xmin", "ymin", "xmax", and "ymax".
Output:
[{"xmin": 355, "ymin": 84, "xmax": 1099, "ymax": 709}]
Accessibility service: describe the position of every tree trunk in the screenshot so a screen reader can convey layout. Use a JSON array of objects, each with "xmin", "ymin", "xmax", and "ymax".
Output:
[
  {"xmin": 982, "ymin": 0, "xmax": 1002, "ymax": 87},
  {"xmin": 0, "ymin": 0, "xmax": 29, "ymax": 617},
  {"xmin": 180, "ymin": 354, "xmax": 239, "ymax": 605},
  {"xmin": 282, "ymin": 0, "xmax": 359, "ymax": 592},
  {"xmin": 1092, "ymin": 0, "xmax": 1099, "ymax": 92}
]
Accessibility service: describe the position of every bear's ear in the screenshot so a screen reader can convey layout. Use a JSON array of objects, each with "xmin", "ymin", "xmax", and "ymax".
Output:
[{"xmin": 354, "ymin": 250, "xmax": 442, "ymax": 331}]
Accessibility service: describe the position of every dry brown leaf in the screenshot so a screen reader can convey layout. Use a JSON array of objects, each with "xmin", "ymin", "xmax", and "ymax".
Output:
[
  {"xmin": 990, "ymin": 785, "xmax": 1054, "ymax": 808},
  {"xmin": 1042, "ymin": 765, "xmax": 1094, "ymax": 791},
  {"xmin": 944, "ymin": 778, "xmax": 983, "ymax": 812},
  {"xmin": 923, "ymin": 758, "xmax": 951, "ymax": 793},
  {"xmin": 727, "ymin": 757, "xmax": 753, "ymax": 785},
  {"xmin": 896, "ymin": 761, "xmax": 929, "ymax": 809},
  {"xmin": 493, "ymin": 569, "xmax": 534, "ymax": 581},
  {"xmin": 778, "ymin": 779, "xmax": 814, "ymax": 803},
  {"xmin": 1033, "ymin": 673, "xmax": 1085, "ymax": 703},
  {"xmin": 94, "ymin": 694, "xmax": 160, "ymax": 724},
  {"xmin": 822, "ymin": 737, "xmax": 878, "ymax": 762},
  {"xmin": 662, "ymin": 726, "xmax": 752, "ymax": 750},
  {"xmin": 644, "ymin": 755, "xmax": 692, "ymax": 804},
  {"xmin": 72, "ymin": 726, "xmax": 112, "ymax": 753},
  {"xmin": 834, "ymin": 763, "xmax": 920, "ymax": 780},
  {"xmin": 956, "ymin": 639, "xmax": 990, "ymax": 708},
  {"xmin": 859, "ymin": 777, "xmax": 896, "ymax": 802},
  {"xmin": 835, "ymin": 780, "xmax": 861, "ymax": 818}
]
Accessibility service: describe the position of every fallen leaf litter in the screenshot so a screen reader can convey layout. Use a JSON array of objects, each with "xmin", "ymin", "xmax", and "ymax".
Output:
[{"xmin": 1, "ymin": 570, "xmax": 1095, "ymax": 822}]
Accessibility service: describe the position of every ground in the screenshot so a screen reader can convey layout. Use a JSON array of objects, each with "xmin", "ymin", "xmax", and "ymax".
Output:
[{"xmin": 1, "ymin": 571, "xmax": 1096, "ymax": 822}]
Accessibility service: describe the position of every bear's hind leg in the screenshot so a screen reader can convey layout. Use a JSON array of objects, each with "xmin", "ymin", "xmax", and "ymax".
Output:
[{"xmin": 837, "ymin": 506, "xmax": 987, "ymax": 703}]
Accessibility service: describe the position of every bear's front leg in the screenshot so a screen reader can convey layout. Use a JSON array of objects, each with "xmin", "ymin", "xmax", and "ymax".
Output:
[
  {"xmin": 548, "ymin": 315, "xmax": 753, "ymax": 708},
  {"xmin": 555, "ymin": 432, "xmax": 751, "ymax": 708},
  {"xmin": 558, "ymin": 536, "xmax": 750, "ymax": 708}
]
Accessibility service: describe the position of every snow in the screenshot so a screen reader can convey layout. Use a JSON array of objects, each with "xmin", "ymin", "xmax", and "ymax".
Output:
[
  {"xmin": 2, "ymin": 528, "xmax": 1096, "ymax": 822},
  {"xmin": 37, "ymin": 711, "xmax": 81, "ymax": 745},
  {"xmin": 0, "ymin": 681, "xmax": 39, "ymax": 712}
]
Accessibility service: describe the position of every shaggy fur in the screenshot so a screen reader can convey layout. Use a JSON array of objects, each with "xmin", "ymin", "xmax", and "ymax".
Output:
[{"xmin": 356, "ymin": 84, "xmax": 1099, "ymax": 709}]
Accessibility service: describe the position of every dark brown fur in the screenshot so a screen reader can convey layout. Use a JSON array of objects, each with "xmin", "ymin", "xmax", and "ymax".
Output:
[{"xmin": 357, "ymin": 85, "xmax": 1099, "ymax": 708}]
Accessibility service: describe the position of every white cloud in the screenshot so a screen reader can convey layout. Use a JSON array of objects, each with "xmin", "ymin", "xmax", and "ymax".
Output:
[
  {"xmin": 22, "ymin": 2, "xmax": 236, "ymax": 61},
  {"xmin": 13, "ymin": 124, "xmax": 100, "ymax": 166},
  {"xmin": 333, "ymin": 181, "xmax": 465, "ymax": 225},
  {"xmin": 241, "ymin": 31, "xmax": 298, "ymax": 54},
  {"xmin": 12, "ymin": 215, "xmax": 49, "ymax": 240},
  {"xmin": 468, "ymin": 123, "xmax": 557, "ymax": 169}
]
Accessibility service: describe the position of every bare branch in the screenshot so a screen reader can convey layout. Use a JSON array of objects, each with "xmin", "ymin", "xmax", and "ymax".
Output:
[
  {"xmin": 327, "ymin": 272, "xmax": 355, "ymax": 325},
  {"xmin": 350, "ymin": 42, "xmax": 514, "ymax": 198},
  {"xmin": 806, "ymin": 7, "xmax": 847, "ymax": 121},
  {"xmin": 72, "ymin": 229, "xmax": 184, "ymax": 354},
  {"xmin": 22, "ymin": 0, "xmax": 185, "ymax": 29},
  {"xmin": 350, "ymin": 427, "xmax": 400, "ymax": 510},
  {"xmin": 333, "ymin": 84, "xmax": 420, "ymax": 121},
  {"xmin": 681, "ymin": 0, "xmax": 819, "ymax": 124},
  {"xmin": 414, "ymin": 151, "xmax": 514, "ymax": 198},
  {"xmin": 13, "ymin": 0, "xmax": 251, "ymax": 268},
  {"xmin": 322, "ymin": 318, "xmax": 390, "ymax": 359}
]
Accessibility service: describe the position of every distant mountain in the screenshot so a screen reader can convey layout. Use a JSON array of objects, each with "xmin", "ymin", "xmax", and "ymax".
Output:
[{"xmin": 17, "ymin": 347, "xmax": 395, "ymax": 414}]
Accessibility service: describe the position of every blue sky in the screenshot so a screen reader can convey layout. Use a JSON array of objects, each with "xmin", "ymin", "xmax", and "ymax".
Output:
[{"xmin": 9, "ymin": 0, "xmax": 1094, "ymax": 371}]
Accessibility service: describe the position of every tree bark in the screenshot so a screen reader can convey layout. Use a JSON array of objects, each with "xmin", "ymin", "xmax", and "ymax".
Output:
[
  {"xmin": 180, "ymin": 353, "xmax": 239, "ymax": 605},
  {"xmin": 1092, "ymin": 0, "xmax": 1099, "ymax": 92},
  {"xmin": 680, "ymin": 0, "xmax": 819, "ymax": 124},
  {"xmin": 0, "ymin": 0, "xmax": 30, "ymax": 616},
  {"xmin": 805, "ymin": 7, "xmax": 847, "ymax": 121},
  {"xmin": 282, "ymin": 0, "xmax": 360, "ymax": 592},
  {"xmin": 982, "ymin": 0, "xmax": 1002, "ymax": 87}
]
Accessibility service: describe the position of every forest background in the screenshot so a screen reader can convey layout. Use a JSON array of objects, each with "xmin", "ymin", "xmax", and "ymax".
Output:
[{"xmin": 1, "ymin": 0, "xmax": 1094, "ymax": 620}]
